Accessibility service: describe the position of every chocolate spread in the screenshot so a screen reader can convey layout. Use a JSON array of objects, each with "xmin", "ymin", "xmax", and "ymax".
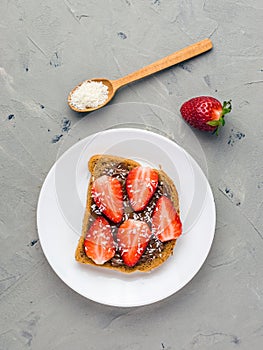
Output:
[{"xmin": 87, "ymin": 161, "xmax": 170, "ymax": 267}]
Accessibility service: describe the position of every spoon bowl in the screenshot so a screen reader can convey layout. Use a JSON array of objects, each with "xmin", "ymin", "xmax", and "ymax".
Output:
[
  {"xmin": 68, "ymin": 38, "xmax": 213, "ymax": 113},
  {"xmin": 68, "ymin": 78, "xmax": 116, "ymax": 113}
]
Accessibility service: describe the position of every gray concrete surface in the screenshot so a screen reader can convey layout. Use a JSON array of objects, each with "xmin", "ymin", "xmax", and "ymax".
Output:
[{"xmin": 0, "ymin": 0, "xmax": 262, "ymax": 349}]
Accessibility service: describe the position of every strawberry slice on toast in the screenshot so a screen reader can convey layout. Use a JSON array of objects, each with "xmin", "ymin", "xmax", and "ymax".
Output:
[
  {"xmin": 117, "ymin": 219, "xmax": 152, "ymax": 267},
  {"xmin": 91, "ymin": 175, "xmax": 124, "ymax": 223},
  {"xmin": 84, "ymin": 216, "xmax": 116, "ymax": 265},
  {"xmin": 152, "ymin": 195, "xmax": 182, "ymax": 242},
  {"xmin": 126, "ymin": 166, "xmax": 158, "ymax": 212}
]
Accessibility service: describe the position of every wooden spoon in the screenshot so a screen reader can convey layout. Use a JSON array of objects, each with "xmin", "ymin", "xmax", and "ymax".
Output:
[{"xmin": 68, "ymin": 38, "xmax": 213, "ymax": 113}]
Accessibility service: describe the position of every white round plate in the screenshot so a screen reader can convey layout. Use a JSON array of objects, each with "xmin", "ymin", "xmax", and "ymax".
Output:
[{"xmin": 37, "ymin": 128, "xmax": 215, "ymax": 307}]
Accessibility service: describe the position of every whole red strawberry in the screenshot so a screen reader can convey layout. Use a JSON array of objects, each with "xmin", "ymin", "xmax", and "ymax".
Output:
[{"xmin": 180, "ymin": 96, "xmax": 232, "ymax": 135}]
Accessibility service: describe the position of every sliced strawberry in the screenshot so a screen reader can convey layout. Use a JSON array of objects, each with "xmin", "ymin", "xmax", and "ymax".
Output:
[
  {"xmin": 91, "ymin": 175, "xmax": 123, "ymax": 223},
  {"xmin": 126, "ymin": 166, "xmax": 159, "ymax": 212},
  {"xmin": 117, "ymin": 219, "xmax": 151, "ymax": 267},
  {"xmin": 84, "ymin": 216, "xmax": 116, "ymax": 265},
  {"xmin": 152, "ymin": 196, "xmax": 182, "ymax": 242}
]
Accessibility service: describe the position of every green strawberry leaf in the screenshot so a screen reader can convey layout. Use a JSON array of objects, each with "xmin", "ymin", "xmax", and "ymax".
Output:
[
  {"xmin": 212, "ymin": 127, "xmax": 219, "ymax": 136},
  {"xmin": 207, "ymin": 120, "xmax": 220, "ymax": 126},
  {"xmin": 222, "ymin": 100, "xmax": 232, "ymax": 115}
]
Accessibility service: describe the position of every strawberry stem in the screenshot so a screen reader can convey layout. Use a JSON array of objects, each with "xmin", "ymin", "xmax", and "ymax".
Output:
[
  {"xmin": 207, "ymin": 99, "xmax": 232, "ymax": 135},
  {"xmin": 222, "ymin": 100, "xmax": 232, "ymax": 115}
]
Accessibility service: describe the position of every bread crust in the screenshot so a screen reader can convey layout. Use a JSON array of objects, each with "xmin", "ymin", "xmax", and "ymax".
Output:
[{"xmin": 75, "ymin": 154, "xmax": 180, "ymax": 273}]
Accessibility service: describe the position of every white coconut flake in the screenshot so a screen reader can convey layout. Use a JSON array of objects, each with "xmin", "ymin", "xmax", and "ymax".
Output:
[{"xmin": 70, "ymin": 80, "xmax": 108, "ymax": 109}]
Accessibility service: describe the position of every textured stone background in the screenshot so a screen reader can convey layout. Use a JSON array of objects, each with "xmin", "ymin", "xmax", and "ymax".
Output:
[{"xmin": 0, "ymin": 0, "xmax": 262, "ymax": 349}]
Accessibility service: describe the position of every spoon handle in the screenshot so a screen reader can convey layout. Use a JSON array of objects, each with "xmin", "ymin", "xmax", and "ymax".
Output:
[{"xmin": 112, "ymin": 38, "xmax": 212, "ymax": 90}]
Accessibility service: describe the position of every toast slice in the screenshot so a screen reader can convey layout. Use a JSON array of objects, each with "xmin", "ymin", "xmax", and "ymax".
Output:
[{"xmin": 75, "ymin": 154, "xmax": 181, "ymax": 273}]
